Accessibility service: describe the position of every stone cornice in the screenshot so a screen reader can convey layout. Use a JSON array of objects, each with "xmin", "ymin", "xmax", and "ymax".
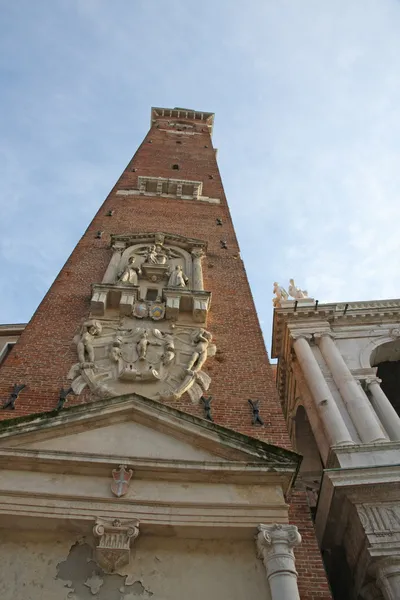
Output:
[
  {"xmin": 0, "ymin": 448, "xmax": 296, "ymax": 486},
  {"xmin": 272, "ymin": 298, "xmax": 400, "ymax": 359},
  {"xmin": 0, "ymin": 393, "xmax": 300, "ymax": 474},
  {"xmin": 151, "ymin": 107, "xmax": 215, "ymax": 134}
]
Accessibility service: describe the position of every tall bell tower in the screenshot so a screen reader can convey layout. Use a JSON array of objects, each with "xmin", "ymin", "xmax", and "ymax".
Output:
[{"xmin": 0, "ymin": 108, "xmax": 332, "ymax": 600}]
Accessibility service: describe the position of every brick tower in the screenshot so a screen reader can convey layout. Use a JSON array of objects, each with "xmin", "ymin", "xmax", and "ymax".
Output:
[{"xmin": 0, "ymin": 108, "xmax": 331, "ymax": 600}]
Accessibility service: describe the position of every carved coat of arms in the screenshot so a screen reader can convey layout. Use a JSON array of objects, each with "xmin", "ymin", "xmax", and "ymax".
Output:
[{"xmin": 68, "ymin": 233, "xmax": 215, "ymax": 403}]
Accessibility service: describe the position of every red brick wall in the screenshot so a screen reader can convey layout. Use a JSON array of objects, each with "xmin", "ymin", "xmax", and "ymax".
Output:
[{"xmin": 0, "ymin": 114, "xmax": 332, "ymax": 598}]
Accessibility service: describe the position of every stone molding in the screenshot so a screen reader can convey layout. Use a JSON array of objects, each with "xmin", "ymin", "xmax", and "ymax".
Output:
[
  {"xmin": 93, "ymin": 518, "xmax": 139, "ymax": 573},
  {"xmin": 116, "ymin": 188, "xmax": 221, "ymax": 205}
]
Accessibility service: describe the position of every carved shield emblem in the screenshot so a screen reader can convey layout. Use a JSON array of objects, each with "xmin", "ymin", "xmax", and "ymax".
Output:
[
  {"xmin": 149, "ymin": 302, "xmax": 165, "ymax": 321},
  {"xmin": 133, "ymin": 301, "xmax": 148, "ymax": 319},
  {"xmin": 111, "ymin": 465, "xmax": 133, "ymax": 498}
]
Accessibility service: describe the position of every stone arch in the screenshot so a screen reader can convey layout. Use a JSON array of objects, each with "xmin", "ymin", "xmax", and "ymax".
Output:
[
  {"xmin": 359, "ymin": 336, "xmax": 396, "ymax": 369},
  {"xmin": 370, "ymin": 338, "xmax": 400, "ymax": 418},
  {"xmin": 120, "ymin": 243, "xmax": 192, "ymax": 279}
]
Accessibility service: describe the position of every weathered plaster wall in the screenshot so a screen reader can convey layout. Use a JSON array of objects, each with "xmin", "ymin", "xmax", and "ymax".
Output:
[{"xmin": 0, "ymin": 531, "xmax": 271, "ymax": 600}]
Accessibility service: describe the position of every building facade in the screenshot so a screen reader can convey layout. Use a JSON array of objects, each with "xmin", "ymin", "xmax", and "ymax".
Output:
[
  {"xmin": 272, "ymin": 294, "xmax": 400, "ymax": 600},
  {"xmin": 0, "ymin": 108, "xmax": 331, "ymax": 599}
]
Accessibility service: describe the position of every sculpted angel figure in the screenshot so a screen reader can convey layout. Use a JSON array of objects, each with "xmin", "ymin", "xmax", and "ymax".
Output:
[
  {"xmin": 167, "ymin": 265, "xmax": 188, "ymax": 288},
  {"xmin": 187, "ymin": 329, "xmax": 213, "ymax": 373},
  {"xmin": 118, "ymin": 256, "xmax": 141, "ymax": 285},
  {"xmin": 77, "ymin": 320, "xmax": 102, "ymax": 365},
  {"xmin": 288, "ymin": 278, "xmax": 308, "ymax": 299},
  {"xmin": 272, "ymin": 282, "xmax": 288, "ymax": 308}
]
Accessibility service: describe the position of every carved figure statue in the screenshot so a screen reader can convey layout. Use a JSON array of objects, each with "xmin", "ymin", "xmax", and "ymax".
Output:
[
  {"xmin": 167, "ymin": 265, "xmax": 188, "ymax": 288},
  {"xmin": 110, "ymin": 338, "xmax": 122, "ymax": 362},
  {"xmin": 136, "ymin": 330, "xmax": 149, "ymax": 360},
  {"xmin": 77, "ymin": 320, "xmax": 102, "ymax": 365},
  {"xmin": 288, "ymin": 278, "xmax": 308, "ymax": 299},
  {"xmin": 118, "ymin": 256, "xmax": 141, "ymax": 285},
  {"xmin": 187, "ymin": 329, "xmax": 213, "ymax": 373},
  {"xmin": 139, "ymin": 244, "xmax": 180, "ymax": 265},
  {"xmin": 272, "ymin": 282, "xmax": 289, "ymax": 308}
]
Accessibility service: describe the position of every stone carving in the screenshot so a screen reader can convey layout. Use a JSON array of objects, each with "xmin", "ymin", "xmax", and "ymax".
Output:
[
  {"xmin": 118, "ymin": 256, "xmax": 141, "ymax": 285},
  {"xmin": 273, "ymin": 282, "xmax": 289, "ymax": 307},
  {"xmin": 137, "ymin": 330, "xmax": 150, "ymax": 360},
  {"xmin": 111, "ymin": 465, "xmax": 133, "ymax": 498},
  {"xmin": 93, "ymin": 518, "xmax": 139, "ymax": 573},
  {"xmin": 187, "ymin": 329, "xmax": 213, "ymax": 372},
  {"xmin": 77, "ymin": 320, "xmax": 102, "ymax": 366},
  {"xmin": 68, "ymin": 321, "xmax": 216, "ymax": 403},
  {"xmin": 138, "ymin": 243, "xmax": 180, "ymax": 265},
  {"xmin": 288, "ymin": 278, "xmax": 308, "ymax": 299},
  {"xmin": 167, "ymin": 265, "xmax": 188, "ymax": 288},
  {"xmin": 358, "ymin": 503, "xmax": 400, "ymax": 534}
]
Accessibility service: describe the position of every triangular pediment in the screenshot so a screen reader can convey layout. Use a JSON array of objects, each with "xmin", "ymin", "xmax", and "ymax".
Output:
[
  {"xmin": 0, "ymin": 394, "xmax": 300, "ymax": 484},
  {"xmin": 10, "ymin": 419, "xmax": 223, "ymax": 462}
]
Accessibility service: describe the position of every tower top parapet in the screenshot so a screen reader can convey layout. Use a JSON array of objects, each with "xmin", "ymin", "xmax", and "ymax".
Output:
[{"xmin": 151, "ymin": 106, "xmax": 215, "ymax": 135}]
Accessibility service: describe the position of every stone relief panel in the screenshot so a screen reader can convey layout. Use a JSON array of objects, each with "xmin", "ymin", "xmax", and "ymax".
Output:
[
  {"xmin": 68, "ymin": 318, "xmax": 216, "ymax": 403},
  {"xmin": 357, "ymin": 502, "xmax": 400, "ymax": 549},
  {"xmin": 92, "ymin": 233, "xmax": 211, "ymax": 324},
  {"xmin": 70, "ymin": 233, "xmax": 215, "ymax": 404}
]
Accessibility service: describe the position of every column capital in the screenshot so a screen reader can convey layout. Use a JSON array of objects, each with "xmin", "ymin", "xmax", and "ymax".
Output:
[
  {"xmin": 191, "ymin": 247, "xmax": 205, "ymax": 259},
  {"xmin": 256, "ymin": 524, "xmax": 301, "ymax": 600},
  {"xmin": 111, "ymin": 241, "xmax": 126, "ymax": 252},
  {"xmin": 290, "ymin": 332, "xmax": 312, "ymax": 342},
  {"xmin": 365, "ymin": 376, "xmax": 383, "ymax": 388},
  {"xmin": 313, "ymin": 331, "xmax": 335, "ymax": 341},
  {"xmin": 256, "ymin": 523, "xmax": 301, "ymax": 556}
]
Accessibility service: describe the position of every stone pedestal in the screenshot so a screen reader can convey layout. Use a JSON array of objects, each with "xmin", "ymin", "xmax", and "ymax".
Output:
[
  {"xmin": 256, "ymin": 524, "xmax": 301, "ymax": 600},
  {"xmin": 316, "ymin": 333, "xmax": 387, "ymax": 444},
  {"xmin": 292, "ymin": 334, "xmax": 353, "ymax": 446}
]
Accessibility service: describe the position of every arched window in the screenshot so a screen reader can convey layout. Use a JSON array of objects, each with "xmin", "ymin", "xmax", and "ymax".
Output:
[{"xmin": 371, "ymin": 338, "xmax": 400, "ymax": 417}]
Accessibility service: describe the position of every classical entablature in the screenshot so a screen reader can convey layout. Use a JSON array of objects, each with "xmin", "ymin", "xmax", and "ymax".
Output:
[
  {"xmin": 71, "ymin": 232, "xmax": 214, "ymax": 404},
  {"xmin": 271, "ymin": 295, "xmax": 400, "ymax": 599}
]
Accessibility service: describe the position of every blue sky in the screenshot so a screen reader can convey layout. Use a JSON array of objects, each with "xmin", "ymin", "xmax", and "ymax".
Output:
[{"xmin": 1, "ymin": 0, "xmax": 400, "ymax": 354}]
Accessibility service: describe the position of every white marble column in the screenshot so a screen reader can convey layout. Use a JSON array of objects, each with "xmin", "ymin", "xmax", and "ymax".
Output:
[
  {"xmin": 191, "ymin": 248, "xmax": 205, "ymax": 291},
  {"xmin": 292, "ymin": 335, "xmax": 354, "ymax": 446},
  {"xmin": 102, "ymin": 242, "xmax": 125, "ymax": 284},
  {"xmin": 376, "ymin": 558, "xmax": 400, "ymax": 600},
  {"xmin": 256, "ymin": 524, "xmax": 301, "ymax": 600},
  {"xmin": 366, "ymin": 378, "xmax": 400, "ymax": 441},
  {"xmin": 316, "ymin": 333, "xmax": 388, "ymax": 444}
]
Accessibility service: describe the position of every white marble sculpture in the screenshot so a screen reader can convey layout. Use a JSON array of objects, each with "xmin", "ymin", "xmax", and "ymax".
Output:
[
  {"xmin": 167, "ymin": 265, "xmax": 188, "ymax": 288},
  {"xmin": 118, "ymin": 256, "xmax": 141, "ymax": 285},
  {"xmin": 288, "ymin": 278, "xmax": 308, "ymax": 300},
  {"xmin": 76, "ymin": 320, "xmax": 102, "ymax": 365},
  {"xmin": 187, "ymin": 329, "xmax": 213, "ymax": 373},
  {"xmin": 68, "ymin": 323, "xmax": 216, "ymax": 403},
  {"xmin": 273, "ymin": 282, "xmax": 289, "ymax": 308}
]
